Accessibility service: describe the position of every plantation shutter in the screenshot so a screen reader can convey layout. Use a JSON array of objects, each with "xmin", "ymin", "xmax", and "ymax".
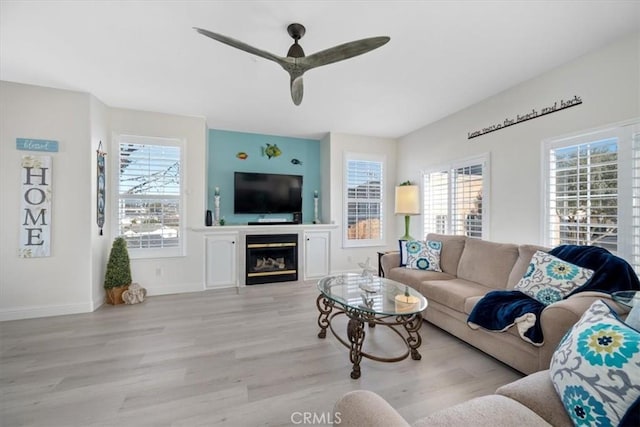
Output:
[
  {"xmin": 632, "ymin": 131, "xmax": 640, "ymax": 274},
  {"xmin": 547, "ymin": 138, "xmax": 618, "ymax": 251},
  {"xmin": 423, "ymin": 155, "xmax": 487, "ymax": 239},
  {"xmin": 344, "ymin": 156, "xmax": 384, "ymax": 246},
  {"xmin": 117, "ymin": 137, "xmax": 182, "ymax": 254}
]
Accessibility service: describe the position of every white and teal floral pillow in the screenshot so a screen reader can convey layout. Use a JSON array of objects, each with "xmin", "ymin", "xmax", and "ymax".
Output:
[
  {"xmin": 405, "ymin": 240, "xmax": 442, "ymax": 272},
  {"xmin": 549, "ymin": 300, "xmax": 640, "ymax": 427},
  {"xmin": 514, "ymin": 250, "xmax": 594, "ymax": 305}
]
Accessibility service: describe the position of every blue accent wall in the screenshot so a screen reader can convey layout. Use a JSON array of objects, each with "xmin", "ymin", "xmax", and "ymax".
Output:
[{"xmin": 207, "ymin": 129, "xmax": 321, "ymax": 225}]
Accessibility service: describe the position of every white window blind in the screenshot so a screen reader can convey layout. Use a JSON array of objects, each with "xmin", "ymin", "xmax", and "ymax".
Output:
[
  {"xmin": 547, "ymin": 138, "xmax": 618, "ymax": 251},
  {"xmin": 544, "ymin": 121, "xmax": 639, "ymax": 274},
  {"xmin": 423, "ymin": 155, "xmax": 488, "ymax": 239},
  {"xmin": 632, "ymin": 131, "xmax": 640, "ymax": 274},
  {"xmin": 116, "ymin": 135, "xmax": 184, "ymax": 257},
  {"xmin": 344, "ymin": 155, "xmax": 384, "ymax": 247}
]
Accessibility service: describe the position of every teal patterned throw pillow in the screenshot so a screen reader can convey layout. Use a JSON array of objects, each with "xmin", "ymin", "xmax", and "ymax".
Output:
[
  {"xmin": 405, "ymin": 240, "xmax": 442, "ymax": 272},
  {"xmin": 549, "ymin": 300, "xmax": 640, "ymax": 427},
  {"xmin": 514, "ymin": 250, "xmax": 594, "ymax": 305}
]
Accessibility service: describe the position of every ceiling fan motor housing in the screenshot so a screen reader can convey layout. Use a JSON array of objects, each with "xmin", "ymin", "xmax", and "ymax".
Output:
[{"xmin": 287, "ymin": 23, "xmax": 306, "ymax": 58}]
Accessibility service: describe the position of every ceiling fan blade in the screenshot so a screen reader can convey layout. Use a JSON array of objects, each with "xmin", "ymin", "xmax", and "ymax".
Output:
[
  {"xmin": 290, "ymin": 76, "xmax": 304, "ymax": 106},
  {"xmin": 193, "ymin": 27, "xmax": 286, "ymax": 65},
  {"xmin": 301, "ymin": 36, "xmax": 390, "ymax": 71}
]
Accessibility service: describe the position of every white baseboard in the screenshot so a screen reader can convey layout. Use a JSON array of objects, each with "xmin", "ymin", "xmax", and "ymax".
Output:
[
  {"xmin": 145, "ymin": 281, "xmax": 204, "ymax": 296},
  {"xmin": 0, "ymin": 302, "xmax": 94, "ymax": 322}
]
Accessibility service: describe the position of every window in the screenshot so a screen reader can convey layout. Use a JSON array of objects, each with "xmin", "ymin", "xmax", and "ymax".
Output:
[
  {"xmin": 423, "ymin": 154, "xmax": 489, "ymax": 239},
  {"xmin": 115, "ymin": 134, "xmax": 184, "ymax": 258},
  {"xmin": 544, "ymin": 121, "xmax": 639, "ymax": 274},
  {"xmin": 344, "ymin": 153, "xmax": 384, "ymax": 247}
]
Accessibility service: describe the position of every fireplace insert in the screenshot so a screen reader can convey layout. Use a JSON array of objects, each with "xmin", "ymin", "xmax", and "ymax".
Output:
[{"xmin": 246, "ymin": 234, "xmax": 298, "ymax": 285}]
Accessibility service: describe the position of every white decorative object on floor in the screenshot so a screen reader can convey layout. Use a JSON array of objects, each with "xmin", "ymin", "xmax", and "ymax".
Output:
[{"xmin": 122, "ymin": 283, "xmax": 146, "ymax": 305}]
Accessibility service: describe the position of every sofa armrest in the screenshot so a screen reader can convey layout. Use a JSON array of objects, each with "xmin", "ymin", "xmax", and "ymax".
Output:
[
  {"xmin": 539, "ymin": 292, "xmax": 623, "ymax": 368},
  {"xmin": 496, "ymin": 370, "xmax": 572, "ymax": 427},
  {"xmin": 381, "ymin": 252, "xmax": 401, "ymax": 276},
  {"xmin": 334, "ymin": 390, "xmax": 411, "ymax": 427}
]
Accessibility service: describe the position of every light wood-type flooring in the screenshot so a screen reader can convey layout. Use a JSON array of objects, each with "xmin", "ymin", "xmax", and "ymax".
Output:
[{"xmin": 1, "ymin": 281, "xmax": 523, "ymax": 426}]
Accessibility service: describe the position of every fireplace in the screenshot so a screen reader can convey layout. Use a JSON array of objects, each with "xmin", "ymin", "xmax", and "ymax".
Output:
[{"xmin": 246, "ymin": 234, "xmax": 298, "ymax": 285}]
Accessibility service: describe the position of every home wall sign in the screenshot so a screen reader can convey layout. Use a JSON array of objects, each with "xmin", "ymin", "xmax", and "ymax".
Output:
[
  {"xmin": 16, "ymin": 138, "xmax": 59, "ymax": 152},
  {"xmin": 19, "ymin": 155, "xmax": 52, "ymax": 258},
  {"xmin": 467, "ymin": 95, "xmax": 582, "ymax": 140}
]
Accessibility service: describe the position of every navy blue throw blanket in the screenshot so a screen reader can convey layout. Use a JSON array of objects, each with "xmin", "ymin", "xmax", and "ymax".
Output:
[{"xmin": 467, "ymin": 245, "xmax": 640, "ymax": 345}]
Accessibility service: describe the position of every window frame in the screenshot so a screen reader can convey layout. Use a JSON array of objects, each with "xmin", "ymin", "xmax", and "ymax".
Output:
[
  {"xmin": 542, "ymin": 119, "xmax": 639, "ymax": 274},
  {"xmin": 343, "ymin": 152, "xmax": 386, "ymax": 248},
  {"xmin": 111, "ymin": 133, "xmax": 186, "ymax": 259},
  {"xmin": 422, "ymin": 153, "xmax": 490, "ymax": 240}
]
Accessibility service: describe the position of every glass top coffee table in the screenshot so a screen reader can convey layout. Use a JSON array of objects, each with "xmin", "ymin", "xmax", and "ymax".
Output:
[{"xmin": 316, "ymin": 273, "xmax": 428, "ymax": 379}]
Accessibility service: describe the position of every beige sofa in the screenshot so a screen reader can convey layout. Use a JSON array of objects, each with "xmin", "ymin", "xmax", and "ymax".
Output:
[
  {"xmin": 381, "ymin": 233, "xmax": 623, "ymax": 374},
  {"xmin": 334, "ymin": 369, "xmax": 571, "ymax": 426}
]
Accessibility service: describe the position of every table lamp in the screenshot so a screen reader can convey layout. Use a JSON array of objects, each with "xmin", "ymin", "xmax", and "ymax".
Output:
[{"xmin": 395, "ymin": 183, "xmax": 420, "ymax": 240}]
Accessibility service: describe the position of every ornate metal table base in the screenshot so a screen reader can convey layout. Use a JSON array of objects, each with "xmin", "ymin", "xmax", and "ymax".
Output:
[{"xmin": 316, "ymin": 294, "xmax": 423, "ymax": 379}]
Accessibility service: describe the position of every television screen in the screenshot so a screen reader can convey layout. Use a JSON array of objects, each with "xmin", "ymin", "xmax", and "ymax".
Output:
[{"xmin": 234, "ymin": 172, "xmax": 303, "ymax": 214}]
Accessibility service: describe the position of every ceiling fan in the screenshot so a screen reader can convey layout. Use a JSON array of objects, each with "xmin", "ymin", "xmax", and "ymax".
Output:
[{"xmin": 193, "ymin": 23, "xmax": 390, "ymax": 105}]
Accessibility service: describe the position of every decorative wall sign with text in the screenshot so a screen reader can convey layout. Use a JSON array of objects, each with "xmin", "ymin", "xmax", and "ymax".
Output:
[
  {"xmin": 468, "ymin": 95, "xmax": 582, "ymax": 140},
  {"xmin": 19, "ymin": 155, "xmax": 52, "ymax": 258},
  {"xmin": 16, "ymin": 138, "xmax": 59, "ymax": 152}
]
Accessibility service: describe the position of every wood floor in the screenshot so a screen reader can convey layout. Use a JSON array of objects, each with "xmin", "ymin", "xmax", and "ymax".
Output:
[{"xmin": 1, "ymin": 281, "xmax": 523, "ymax": 426}]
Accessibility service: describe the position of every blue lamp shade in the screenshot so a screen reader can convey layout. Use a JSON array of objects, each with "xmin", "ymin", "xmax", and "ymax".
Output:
[{"xmin": 395, "ymin": 185, "xmax": 420, "ymax": 240}]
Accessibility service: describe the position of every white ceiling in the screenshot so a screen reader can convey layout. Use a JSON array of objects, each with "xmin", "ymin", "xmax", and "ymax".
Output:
[{"xmin": 1, "ymin": 1, "xmax": 639, "ymax": 139}]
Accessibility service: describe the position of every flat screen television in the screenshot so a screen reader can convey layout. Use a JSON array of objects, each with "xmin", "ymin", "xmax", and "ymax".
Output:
[{"xmin": 234, "ymin": 172, "xmax": 303, "ymax": 214}]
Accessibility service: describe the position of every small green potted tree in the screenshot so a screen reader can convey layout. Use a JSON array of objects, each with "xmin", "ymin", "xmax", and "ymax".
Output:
[{"xmin": 104, "ymin": 236, "xmax": 132, "ymax": 305}]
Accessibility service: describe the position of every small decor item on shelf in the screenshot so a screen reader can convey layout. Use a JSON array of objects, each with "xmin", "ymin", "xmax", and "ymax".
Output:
[
  {"xmin": 205, "ymin": 209, "xmax": 213, "ymax": 226},
  {"xmin": 214, "ymin": 187, "xmax": 221, "ymax": 225},
  {"xmin": 122, "ymin": 283, "xmax": 147, "ymax": 305},
  {"xmin": 313, "ymin": 190, "xmax": 319, "ymax": 224},
  {"xmin": 104, "ymin": 237, "xmax": 132, "ymax": 305}
]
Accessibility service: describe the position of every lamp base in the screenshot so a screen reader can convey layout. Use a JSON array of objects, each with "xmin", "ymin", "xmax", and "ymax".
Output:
[{"xmin": 400, "ymin": 215, "xmax": 414, "ymax": 241}]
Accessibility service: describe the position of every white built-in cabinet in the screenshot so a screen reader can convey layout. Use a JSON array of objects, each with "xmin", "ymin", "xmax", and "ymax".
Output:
[
  {"xmin": 205, "ymin": 232, "xmax": 238, "ymax": 288},
  {"xmin": 197, "ymin": 224, "xmax": 336, "ymax": 288},
  {"xmin": 304, "ymin": 230, "xmax": 330, "ymax": 280}
]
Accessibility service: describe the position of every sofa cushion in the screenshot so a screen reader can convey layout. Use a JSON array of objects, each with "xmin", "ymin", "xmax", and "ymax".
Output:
[
  {"xmin": 496, "ymin": 370, "xmax": 572, "ymax": 427},
  {"xmin": 413, "ymin": 394, "xmax": 552, "ymax": 427},
  {"xmin": 549, "ymin": 300, "xmax": 640, "ymax": 427},
  {"xmin": 421, "ymin": 278, "xmax": 492, "ymax": 313},
  {"xmin": 507, "ymin": 244, "xmax": 549, "ymax": 289},
  {"xmin": 457, "ymin": 238, "xmax": 519, "ymax": 288},
  {"xmin": 387, "ymin": 268, "xmax": 455, "ymax": 291},
  {"xmin": 426, "ymin": 233, "xmax": 466, "ymax": 276},
  {"xmin": 514, "ymin": 251, "xmax": 594, "ymax": 305},
  {"xmin": 405, "ymin": 240, "xmax": 443, "ymax": 272}
]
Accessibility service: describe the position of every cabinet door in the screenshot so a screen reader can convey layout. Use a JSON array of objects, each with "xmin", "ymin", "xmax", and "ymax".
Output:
[
  {"xmin": 304, "ymin": 231, "xmax": 330, "ymax": 280},
  {"xmin": 205, "ymin": 233, "xmax": 238, "ymax": 288}
]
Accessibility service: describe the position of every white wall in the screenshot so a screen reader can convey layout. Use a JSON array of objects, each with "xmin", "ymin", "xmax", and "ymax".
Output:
[
  {"xmin": 109, "ymin": 108, "xmax": 207, "ymax": 296},
  {"xmin": 0, "ymin": 82, "xmax": 95, "ymax": 320},
  {"xmin": 323, "ymin": 133, "xmax": 398, "ymax": 273},
  {"xmin": 397, "ymin": 33, "xmax": 639, "ymax": 245}
]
